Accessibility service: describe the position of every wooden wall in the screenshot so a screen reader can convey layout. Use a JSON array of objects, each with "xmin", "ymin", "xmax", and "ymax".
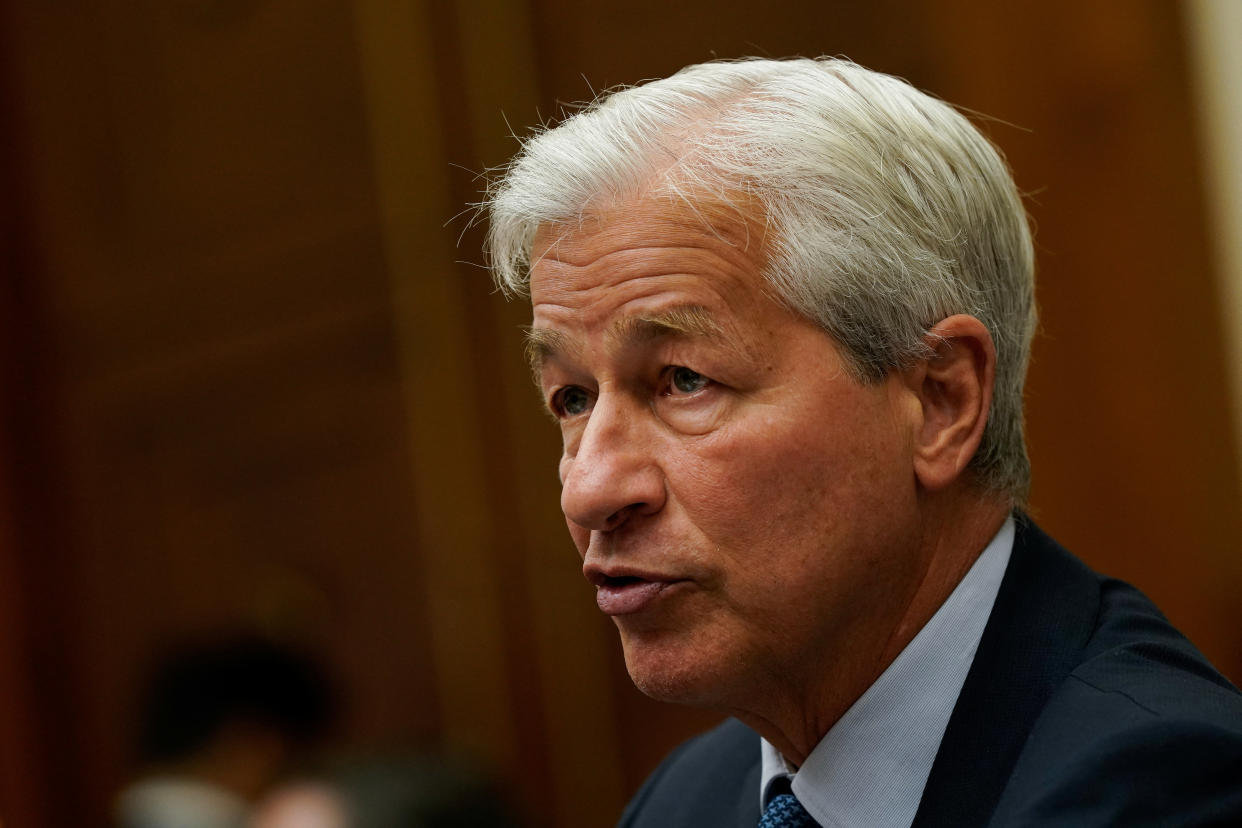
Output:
[{"xmin": 0, "ymin": 1, "xmax": 1238, "ymax": 826}]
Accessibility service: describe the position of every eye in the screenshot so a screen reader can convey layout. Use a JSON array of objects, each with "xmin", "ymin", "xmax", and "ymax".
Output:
[
  {"xmin": 667, "ymin": 366, "xmax": 709, "ymax": 395},
  {"xmin": 553, "ymin": 385, "xmax": 592, "ymax": 417}
]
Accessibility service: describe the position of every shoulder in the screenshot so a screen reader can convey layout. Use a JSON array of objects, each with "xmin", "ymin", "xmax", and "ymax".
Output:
[
  {"xmin": 619, "ymin": 718, "xmax": 761, "ymax": 828},
  {"xmin": 994, "ymin": 675, "xmax": 1242, "ymax": 824},
  {"xmin": 993, "ymin": 561, "xmax": 1242, "ymax": 825}
]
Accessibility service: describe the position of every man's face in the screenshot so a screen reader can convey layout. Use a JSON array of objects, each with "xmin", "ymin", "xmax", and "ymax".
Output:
[{"xmin": 528, "ymin": 198, "xmax": 928, "ymax": 712}]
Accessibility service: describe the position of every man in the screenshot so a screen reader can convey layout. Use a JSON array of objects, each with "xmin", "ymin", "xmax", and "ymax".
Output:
[{"xmin": 485, "ymin": 58, "xmax": 1242, "ymax": 826}]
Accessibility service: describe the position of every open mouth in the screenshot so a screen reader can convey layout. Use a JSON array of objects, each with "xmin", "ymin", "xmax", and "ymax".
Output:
[{"xmin": 600, "ymin": 574, "xmax": 647, "ymax": 588}]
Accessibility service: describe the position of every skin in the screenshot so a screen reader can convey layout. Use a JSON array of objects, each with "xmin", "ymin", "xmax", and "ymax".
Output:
[
  {"xmin": 528, "ymin": 196, "xmax": 1009, "ymax": 764},
  {"xmin": 250, "ymin": 782, "xmax": 347, "ymax": 828}
]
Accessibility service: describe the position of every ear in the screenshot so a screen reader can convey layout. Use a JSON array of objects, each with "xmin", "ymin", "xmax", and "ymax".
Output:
[{"xmin": 903, "ymin": 314, "xmax": 996, "ymax": 492}]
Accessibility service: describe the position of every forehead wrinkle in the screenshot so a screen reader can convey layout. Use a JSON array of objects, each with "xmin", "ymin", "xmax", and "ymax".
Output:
[
  {"xmin": 525, "ymin": 302, "xmax": 752, "ymax": 384},
  {"xmin": 608, "ymin": 304, "xmax": 760, "ymax": 370}
]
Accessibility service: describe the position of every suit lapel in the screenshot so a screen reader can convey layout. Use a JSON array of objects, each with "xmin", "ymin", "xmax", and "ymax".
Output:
[
  {"xmin": 734, "ymin": 755, "xmax": 761, "ymax": 827},
  {"xmin": 912, "ymin": 516, "xmax": 1100, "ymax": 827}
]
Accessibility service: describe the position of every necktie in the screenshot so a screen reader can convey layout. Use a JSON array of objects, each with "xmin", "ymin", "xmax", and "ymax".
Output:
[{"xmin": 759, "ymin": 779, "xmax": 816, "ymax": 828}]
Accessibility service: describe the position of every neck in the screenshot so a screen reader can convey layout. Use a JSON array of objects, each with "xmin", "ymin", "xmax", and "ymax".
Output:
[{"xmin": 735, "ymin": 489, "xmax": 1009, "ymax": 765}]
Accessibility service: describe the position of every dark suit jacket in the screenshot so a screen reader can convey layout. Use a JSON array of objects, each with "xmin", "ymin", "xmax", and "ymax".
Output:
[{"xmin": 618, "ymin": 517, "xmax": 1242, "ymax": 827}]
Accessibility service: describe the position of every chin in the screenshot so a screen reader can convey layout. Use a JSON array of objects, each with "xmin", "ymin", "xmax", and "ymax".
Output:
[{"xmin": 621, "ymin": 633, "xmax": 738, "ymax": 708}]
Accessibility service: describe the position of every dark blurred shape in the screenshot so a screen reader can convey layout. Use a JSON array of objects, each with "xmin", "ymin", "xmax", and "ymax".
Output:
[
  {"xmin": 115, "ymin": 634, "xmax": 338, "ymax": 828},
  {"xmin": 136, "ymin": 635, "xmax": 336, "ymax": 765},
  {"xmin": 253, "ymin": 752, "xmax": 526, "ymax": 828}
]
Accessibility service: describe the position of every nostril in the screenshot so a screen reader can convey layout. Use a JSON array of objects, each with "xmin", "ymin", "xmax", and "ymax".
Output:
[{"xmin": 604, "ymin": 503, "xmax": 640, "ymax": 529}]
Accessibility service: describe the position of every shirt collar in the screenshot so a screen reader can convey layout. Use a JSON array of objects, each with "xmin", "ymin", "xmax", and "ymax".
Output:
[{"xmin": 760, "ymin": 517, "xmax": 1014, "ymax": 827}]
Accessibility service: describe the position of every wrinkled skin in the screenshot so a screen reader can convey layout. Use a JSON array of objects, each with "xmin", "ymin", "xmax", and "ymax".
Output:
[{"xmin": 528, "ymin": 197, "xmax": 1004, "ymax": 761}]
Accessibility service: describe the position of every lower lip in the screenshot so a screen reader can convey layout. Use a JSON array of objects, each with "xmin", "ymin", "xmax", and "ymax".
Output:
[{"xmin": 596, "ymin": 580, "xmax": 684, "ymax": 615}]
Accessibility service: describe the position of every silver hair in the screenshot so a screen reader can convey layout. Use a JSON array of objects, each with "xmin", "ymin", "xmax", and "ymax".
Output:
[{"xmin": 485, "ymin": 57, "xmax": 1036, "ymax": 501}]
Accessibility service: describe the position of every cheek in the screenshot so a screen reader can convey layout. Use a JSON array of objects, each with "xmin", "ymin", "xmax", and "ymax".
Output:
[
  {"xmin": 673, "ymin": 429, "xmax": 825, "ymax": 559},
  {"xmin": 686, "ymin": 399, "xmax": 908, "ymax": 545}
]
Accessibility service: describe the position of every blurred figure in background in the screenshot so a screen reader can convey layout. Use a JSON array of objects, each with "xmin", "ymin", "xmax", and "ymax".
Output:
[
  {"xmin": 115, "ymin": 635, "xmax": 337, "ymax": 828},
  {"xmin": 250, "ymin": 752, "xmax": 525, "ymax": 828}
]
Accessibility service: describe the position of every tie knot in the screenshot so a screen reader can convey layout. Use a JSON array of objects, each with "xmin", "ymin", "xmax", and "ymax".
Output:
[{"xmin": 758, "ymin": 790, "xmax": 817, "ymax": 828}]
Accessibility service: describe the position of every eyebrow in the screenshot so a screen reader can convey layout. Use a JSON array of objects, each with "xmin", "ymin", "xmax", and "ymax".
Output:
[
  {"xmin": 524, "ymin": 327, "xmax": 570, "ymax": 379},
  {"xmin": 611, "ymin": 305, "xmax": 726, "ymax": 344},
  {"xmin": 524, "ymin": 304, "xmax": 727, "ymax": 380}
]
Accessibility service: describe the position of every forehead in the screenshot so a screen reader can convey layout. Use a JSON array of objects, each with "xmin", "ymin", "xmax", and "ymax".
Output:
[
  {"xmin": 528, "ymin": 196, "xmax": 773, "ymax": 331},
  {"xmin": 532, "ymin": 195, "xmax": 762, "ymax": 267}
]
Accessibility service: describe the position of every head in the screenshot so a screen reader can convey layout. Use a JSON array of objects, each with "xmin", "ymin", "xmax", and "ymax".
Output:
[
  {"xmin": 485, "ymin": 58, "xmax": 1035, "ymax": 741},
  {"xmin": 134, "ymin": 635, "xmax": 337, "ymax": 799},
  {"xmin": 489, "ymin": 57, "xmax": 1035, "ymax": 500}
]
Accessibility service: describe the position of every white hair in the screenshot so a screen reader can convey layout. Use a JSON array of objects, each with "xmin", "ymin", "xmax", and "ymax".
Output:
[{"xmin": 485, "ymin": 57, "xmax": 1036, "ymax": 501}]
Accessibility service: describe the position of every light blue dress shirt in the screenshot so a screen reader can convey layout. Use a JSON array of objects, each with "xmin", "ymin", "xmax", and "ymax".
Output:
[{"xmin": 759, "ymin": 517, "xmax": 1015, "ymax": 828}]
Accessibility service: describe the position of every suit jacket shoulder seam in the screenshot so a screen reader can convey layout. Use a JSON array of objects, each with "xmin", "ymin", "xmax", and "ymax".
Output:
[{"xmin": 1065, "ymin": 672, "xmax": 1161, "ymax": 717}]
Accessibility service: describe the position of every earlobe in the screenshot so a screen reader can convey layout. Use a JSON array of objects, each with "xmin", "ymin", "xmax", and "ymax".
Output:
[{"xmin": 909, "ymin": 315, "xmax": 996, "ymax": 492}]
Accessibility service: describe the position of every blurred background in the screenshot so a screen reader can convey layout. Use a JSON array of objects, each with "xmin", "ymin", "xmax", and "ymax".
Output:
[{"xmin": 2, "ymin": 0, "xmax": 1241, "ymax": 825}]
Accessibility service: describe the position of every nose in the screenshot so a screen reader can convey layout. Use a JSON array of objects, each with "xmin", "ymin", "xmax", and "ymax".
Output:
[{"xmin": 560, "ymin": 393, "xmax": 665, "ymax": 532}]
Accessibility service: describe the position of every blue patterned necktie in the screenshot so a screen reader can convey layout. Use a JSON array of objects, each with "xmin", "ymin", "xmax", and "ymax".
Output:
[{"xmin": 759, "ymin": 778, "xmax": 817, "ymax": 827}]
